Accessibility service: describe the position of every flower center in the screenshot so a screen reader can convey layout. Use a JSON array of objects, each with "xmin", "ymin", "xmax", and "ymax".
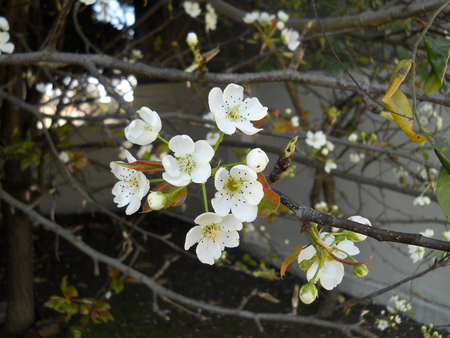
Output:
[
  {"xmin": 178, "ymin": 154, "xmax": 196, "ymax": 173},
  {"xmin": 204, "ymin": 224, "xmax": 220, "ymax": 240},
  {"xmin": 143, "ymin": 125, "xmax": 153, "ymax": 132},
  {"xmin": 226, "ymin": 104, "xmax": 241, "ymax": 122},
  {"xmin": 225, "ymin": 177, "xmax": 243, "ymax": 193}
]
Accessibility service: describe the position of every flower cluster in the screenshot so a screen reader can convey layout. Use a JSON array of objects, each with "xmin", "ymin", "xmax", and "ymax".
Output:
[
  {"xmin": 295, "ymin": 217, "xmax": 370, "ymax": 304},
  {"xmin": 375, "ymin": 295, "xmax": 412, "ymax": 331},
  {"xmin": 0, "ymin": 16, "xmax": 14, "ymax": 54},
  {"xmin": 111, "ymin": 83, "xmax": 270, "ymax": 265},
  {"xmin": 242, "ymin": 10, "xmax": 301, "ymax": 51},
  {"xmin": 407, "ymin": 229, "xmax": 434, "ymax": 263},
  {"xmin": 306, "ymin": 131, "xmax": 337, "ymax": 174},
  {"xmin": 183, "ymin": 1, "xmax": 217, "ymax": 33}
]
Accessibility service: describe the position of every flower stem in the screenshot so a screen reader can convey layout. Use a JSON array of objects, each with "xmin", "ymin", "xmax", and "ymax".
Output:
[
  {"xmin": 202, "ymin": 183, "xmax": 209, "ymax": 213},
  {"xmin": 157, "ymin": 135, "xmax": 169, "ymax": 145},
  {"xmin": 149, "ymin": 178, "xmax": 165, "ymax": 184},
  {"xmin": 213, "ymin": 132, "xmax": 225, "ymax": 152}
]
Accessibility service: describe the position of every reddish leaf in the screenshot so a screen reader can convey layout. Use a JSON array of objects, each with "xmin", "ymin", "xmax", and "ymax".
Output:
[
  {"xmin": 257, "ymin": 173, "xmax": 280, "ymax": 218},
  {"xmin": 107, "ymin": 266, "xmax": 119, "ymax": 277},
  {"xmin": 80, "ymin": 304, "xmax": 90, "ymax": 315},
  {"xmin": 93, "ymin": 300, "xmax": 111, "ymax": 311},
  {"xmin": 280, "ymin": 246, "xmax": 303, "ymax": 278},
  {"xmin": 115, "ymin": 160, "xmax": 164, "ymax": 173},
  {"xmin": 154, "ymin": 182, "xmax": 188, "ymax": 208}
]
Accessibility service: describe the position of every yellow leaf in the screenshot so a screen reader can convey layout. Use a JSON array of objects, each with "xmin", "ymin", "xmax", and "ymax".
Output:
[
  {"xmin": 382, "ymin": 89, "xmax": 426, "ymax": 143},
  {"xmin": 385, "ymin": 59, "xmax": 413, "ymax": 99}
]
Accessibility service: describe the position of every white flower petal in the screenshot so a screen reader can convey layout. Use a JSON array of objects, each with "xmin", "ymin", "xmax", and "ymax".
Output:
[
  {"xmin": 185, "ymin": 226, "xmax": 204, "ymax": 250},
  {"xmin": 235, "ymin": 120, "xmax": 262, "ymax": 135},
  {"xmin": 211, "ymin": 191, "xmax": 231, "ymax": 216},
  {"xmin": 335, "ymin": 240, "xmax": 360, "ymax": 258},
  {"xmin": 195, "ymin": 212, "xmax": 223, "ymax": 225},
  {"xmin": 219, "ymin": 214, "xmax": 243, "ymax": 231},
  {"xmin": 162, "ymin": 155, "xmax": 180, "ymax": 176},
  {"xmin": 193, "ymin": 140, "xmax": 215, "ymax": 162},
  {"xmin": 230, "ymin": 196, "xmax": 258, "ymax": 222},
  {"xmin": 298, "ymin": 245, "xmax": 317, "ymax": 263},
  {"xmin": 190, "ymin": 162, "xmax": 211, "ymax": 183},
  {"xmin": 196, "ymin": 237, "xmax": 221, "ymax": 264},
  {"xmin": 242, "ymin": 97, "xmax": 267, "ymax": 120},
  {"xmin": 214, "ymin": 167, "xmax": 229, "ymax": 190},
  {"xmin": 306, "ymin": 262, "xmax": 319, "ymax": 282},
  {"xmin": 219, "ymin": 229, "xmax": 240, "ymax": 248},
  {"xmin": 169, "ymin": 135, "xmax": 195, "ymax": 157},
  {"xmin": 162, "ymin": 171, "xmax": 191, "ymax": 186},
  {"xmin": 319, "ymin": 260, "xmax": 344, "ymax": 290},
  {"xmin": 215, "ymin": 114, "xmax": 237, "ymax": 135},
  {"xmin": 223, "ymin": 83, "xmax": 244, "ymax": 106},
  {"xmin": 241, "ymin": 181, "xmax": 264, "ymax": 205}
]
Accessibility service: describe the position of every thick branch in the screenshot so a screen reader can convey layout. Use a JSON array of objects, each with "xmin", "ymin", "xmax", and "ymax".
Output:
[
  {"xmin": 0, "ymin": 52, "xmax": 448, "ymax": 106},
  {"xmin": 273, "ymin": 187, "xmax": 450, "ymax": 252},
  {"xmin": 0, "ymin": 189, "xmax": 377, "ymax": 338},
  {"xmin": 210, "ymin": 0, "xmax": 448, "ymax": 33}
]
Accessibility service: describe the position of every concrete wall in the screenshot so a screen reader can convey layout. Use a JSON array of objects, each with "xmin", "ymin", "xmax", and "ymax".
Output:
[{"xmin": 39, "ymin": 82, "xmax": 450, "ymax": 327}]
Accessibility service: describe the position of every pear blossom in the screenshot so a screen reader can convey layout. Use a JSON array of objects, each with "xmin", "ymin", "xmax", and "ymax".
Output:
[
  {"xmin": 421, "ymin": 229, "xmax": 434, "ymax": 237},
  {"xmin": 124, "ymin": 107, "xmax": 162, "ymax": 146},
  {"xmin": 276, "ymin": 21, "xmax": 285, "ymax": 30},
  {"xmin": 137, "ymin": 144, "xmax": 153, "ymax": 159},
  {"xmin": 291, "ymin": 116, "xmax": 300, "ymax": 127},
  {"xmin": 111, "ymin": 150, "xmax": 150, "ymax": 215},
  {"xmin": 212, "ymin": 165, "xmax": 264, "ymax": 222},
  {"xmin": 299, "ymin": 283, "xmax": 318, "ymax": 304},
  {"xmin": 377, "ymin": 319, "xmax": 389, "ymax": 331},
  {"xmin": 281, "ymin": 28, "xmax": 301, "ymax": 51},
  {"xmin": 413, "ymin": 196, "xmax": 430, "ymax": 206},
  {"xmin": 185, "ymin": 212, "xmax": 243, "ymax": 265},
  {"xmin": 58, "ymin": 151, "xmax": 70, "ymax": 164},
  {"xmin": 186, "ymin": 32, "xmax": 198, "ymax": 47},
  {"xmin": 258, "ymin": 12, "xmax": 275, "ymax": 26},
  {"xmin": 306, "ymin": 130, "xmax": 327, "ymax": 149},
  {"xmin": 408, "ymin": 245, "xmax": 425, "ymax": 263},
  {"xmin": 246, "ymin": 148, "xmax": 269, "ymax": 173},
  {"xmin": 0, "ymin": 17, "xmax": 10, "ymax": 31},
  {"xmin": 0, "ymin": 32, "xmax": 14, "ymax": 54},
  {"xmin": 205, "ymin": 4, "xmax": 217, "ymax": 32},
  {"xmin": 162, "ymin": 135, "xmax": 214, "ymax": 186},
  {"xmin": 131, "ymin": 49, "xmax": 143, "ymax": 59},
  {"xmin": 314, "ymin": 201, "xmax": 327, "ymax": 210},
  {"xmin": 324, "ymin": 159, "xmax": 337, "ymax": 174},
  {"xmin": 277, "ymin": 10, "xmax": 289, "ymax": 22},
  {"xmin": 208, "ymin": 83, "xmax": 268, "ymax": 136},
  {"xmin": 298, "ymin": 233, "xmax": 360, "ymax": 290},
  {"xmin": 348, "ymin": 215, "xmax": 372, "ymax": 241},
  {"xmin": 206, "ymin": 132, "xmax": 220, "ymax": 146},
  {"xmin": 348, "ymin": 133, "xmax": 358, "ymax": 142},
  {"xmin": 349, "ymin": 153, "xmax": 362, "ymax": 164},
  {"xmin": 441, "ymin": 230, "xmax": 450, "ymax": 240},
  {"xmin": 243, "ymin": 11, "xmax": 259, "ymax": 24},
  {"xmin": 147, "ymin": 191, "xmax": 166, "ymax": 210},
  {"xmin": 183, "ymin": 1, "xmax": 201, "ymax": 18}
]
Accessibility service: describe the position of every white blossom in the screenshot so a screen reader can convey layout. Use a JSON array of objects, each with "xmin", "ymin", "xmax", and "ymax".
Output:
[
  {"xmin": 205, "ymin": 4, "xmax": 217, "ymax": 32},
  {"xmin": 0, "ymin": 32, "xmax": 14, "ymax": 54},
  {"xmin": 299, "ymin": 283, "xmax": 318, "ymax": 304},
  {"xmin": 246, "ymin": 148, "xmax": 269, "ymax": 173},
  {"xmin": 306, "ymin": 130, "xmax": 327, "ymax": 149},
  {"xmin": 124, "ymin": 107, "xmax": 162, "ymax": 146},
  {"xmin": 420, "ymin": 229, "xmax": 434, "ymax": 237},
  {"xmin": 298, "ymin": 233, "xmax": 360, "ymax": 290},
  {"xmin": 276, "ymin": 21, "xmax": 285, "ymax": 30},
  {"xmin": 291, "ymin": 116, "xmax": 300, "ymax": 127},
  {"xmin": 185, "ymin": 212, "xmax": 243, "ymax": 265},
  {"xmin": 277, "ymin": 10, "xmax": 289, "ymax": 22},
  {"xmin": 243, "ymin": 11, "xmax": 259, "ymax": 24},
  {"xmin": 324, "ymin": 159, "xmax": 337, "ymax": 174},
  {"xmin": 162, "ymin": 135, "xmax": 214, "ymax": 186},
  {"xmin": 348, "ymin": 215, "xmax": 372, "ymax": 241},
  {"xmin": 137, "ymin": 145, "xmax": 153, "ymax": 159},
  {"xmin": 349, "ymin": 153, "xmax": 361, "ymax": 164},
  {"xmin": 441, "ymin": 230, "xmax": 450, "ymax": 240},
  {"xmin": 111, "ymin": 150, "xmax": 150, "ymax": 215},
  {"xmin": 0, "ymin": 17, "xmax": 10, "ymax": 31},
  {"xmin": 58, "ymin": 151, "xmax": 70, "ymax": 164},
  {"xmin": 314, "ymin": 201, "xmax": 327, "ymax": 210},
  {"xmin": 281, "ymin": 28, "xmax": 301, "ymax": 51},
  {"xmin": 212, "ymin": 165, "xmax": 264, "ymax": 222},
  {"xmin": 183, "ymin": 1, "xmax": 201, "ymax": 18},
  {"xmin": 257, "ymin": 12, "xmax": 275, "ymax": 26},
  {"xmin": 208, "ymin": 83, "xmax": 267, "ymax": 135},
  {"xmin": 408, "ymin": 245, "xmax": 425, "ymax": 263},
  {"xmin": 413, "ymin": 196, "xmax": 430, "ymax": 206},
  {"xmin": 377, "ymin": 319, "xmax": 389, "ymax": 331},
  {"xmin": 348, "ymin": 133, "xmax": 358, "ymax": 142}
]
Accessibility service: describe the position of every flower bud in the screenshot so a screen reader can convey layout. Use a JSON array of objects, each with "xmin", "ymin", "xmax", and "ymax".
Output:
[
  {"xmin": 186, "ymin": 32, "xmax": 198, "ymax": 47},
  {"xmin": 298, "ymin": 258, "xmax": 313, "ymax": 271},
  {"xmin": 299, "ymin": 283, "xmax": 318, "ymax": 304},
  {"xmin": 147, "ymin": 191, "xmax": 167, "ymax": 210},
  {"xmin": 246, "ymin": 148, "xmax": 269, "ymax": 173},
  {"xmin": 353, "ymin": 264, "xmax": 369, "ymax": 277}
]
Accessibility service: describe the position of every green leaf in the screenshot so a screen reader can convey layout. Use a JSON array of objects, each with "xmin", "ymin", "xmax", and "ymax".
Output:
[
  {"xmin": 60, "ymin": 275, "xmax": 68, "ymax": 294},
  {"xmin": 93, "ymin": 300, "xmax": 111, "ymax": 311},
  {"xmin": 433, "ymin": 137, "xmax": 450, "ymax": 174},
  {"xmin": 110, "ymin": 279, "xmax": 124, "ymax": 294},
  {"xmin": 69, "ymin": 327, "xmax": 83, "ymax": 338},
  {"xmin": 437, "ymin": 167, "xmax": 450, "ymax": 222},
  {"xmin": 64, "ymin": 286, "xmax": 78, "ymax": 299},
  {"xmin": 424, "ymin": 37, "xmax": 450, "ymax": 84},
  {"xmin": 258, "ymin": 292, "xmax": 280, "ymax": 303},
  {"xmin": 423, "ymin": 70, "xmax": 442, "ymax": 96},
  {"xmin": 66, "ymin": 301, "xmax": 79, "ymax": 317},
  {"xmin": 256, "ymin": 173, "xmax": 280, "ymax": 218}
]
